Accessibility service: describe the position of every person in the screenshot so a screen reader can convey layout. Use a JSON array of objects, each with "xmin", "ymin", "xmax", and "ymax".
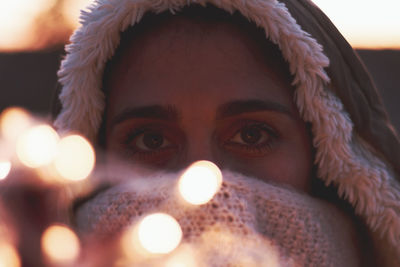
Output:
[{"xmin": 52, "ymin": 0, "xmax": 400, "ymax": 265}]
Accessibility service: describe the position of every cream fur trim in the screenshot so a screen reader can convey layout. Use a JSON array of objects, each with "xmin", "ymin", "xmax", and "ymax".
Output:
[{"xmin": 54, "ymin": 0, "xmax": 400, "ymax": 259}]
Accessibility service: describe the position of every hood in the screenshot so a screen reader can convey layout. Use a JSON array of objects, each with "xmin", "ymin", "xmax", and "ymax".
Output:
[{"xmin": 53, "ymin": 0, "xmax": 400, "ymax": 264}]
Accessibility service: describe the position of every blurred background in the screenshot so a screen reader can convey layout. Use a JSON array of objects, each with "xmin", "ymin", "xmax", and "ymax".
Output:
[{"xmin": 0, "ymin": 0, "xmax": 399, "ymax": 131}]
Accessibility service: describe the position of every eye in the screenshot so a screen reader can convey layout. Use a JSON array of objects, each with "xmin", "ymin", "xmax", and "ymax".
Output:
[
  {"xmin": 133, "ymin": 131, "xmax": 172, "ymax": 151},
  {"xmin": 230, "ymin": 125, "xmax": 271, "ymax": 145},
  {"xmin": 222, "ymin": 122, "xmax": 278, "ymax": 156}
]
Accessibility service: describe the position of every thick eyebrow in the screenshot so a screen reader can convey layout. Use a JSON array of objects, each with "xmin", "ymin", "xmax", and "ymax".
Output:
[
  {"xmin": 216, "ymin": 99, "xmax": 293, "ymax": 120},
  {"xmin": 110, "ymin": 105, "xmax": 179, "ymax": 127}
]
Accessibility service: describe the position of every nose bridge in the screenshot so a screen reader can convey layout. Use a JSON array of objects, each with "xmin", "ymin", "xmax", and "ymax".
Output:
[
  {"xmin": 185, "ymin": 138, "xmax": 216, "ymax": 164},
  {"xmin": 181, "ymin": 128, "xmax": 221, "ymax": 169}
]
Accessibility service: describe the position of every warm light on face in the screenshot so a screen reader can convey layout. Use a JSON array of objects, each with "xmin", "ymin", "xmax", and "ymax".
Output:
[
  {"xmin": 178, "ymin": 161, "xmax": 223, "ymax": 205},
  {"xmin": 16, "ymin": 125, "xmax": 59, "ymax": 168},
  {"xmin": 53, "ymin": 135, "xmax": 95, "ymax": 181},
  {"xmin": 138, "ymin": 213, "xmax": 182, "ymax": 255},
  {"xmin": 0, "ymin": 242, "xmax": 21, "ymax": 267},
  {"xmin": 0, "ymin": 161, "xmax": 12, "ymax": 180},
  {"xmin": 0, "ymin": 107, "xmax": 32, "ymax": 142},
  {"xmin": 41, "ymin": 224, "xmax": 80, "ymax": 263}
]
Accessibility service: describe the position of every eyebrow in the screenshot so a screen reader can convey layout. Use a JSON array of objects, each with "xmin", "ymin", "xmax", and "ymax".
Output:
[
  {"xmin": 216, "ymin": 99, "xmax": 293, "ymax": 120},
  {"xmin": 110, "ymin": 99, "xmax": 293, "ymax": 127},
  {"xmin": 110, "ymin": 105, "xmax": 179, "ymax": 127}
]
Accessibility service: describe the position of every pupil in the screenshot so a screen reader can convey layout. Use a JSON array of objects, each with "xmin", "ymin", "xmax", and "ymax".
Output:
[
  {"xmin": 143, "ymin": 133, "xmax": 164, "ymax": 149},
  {"xmin": 241, "ymin": 127, "xmax": 261, "ymax": 144}
]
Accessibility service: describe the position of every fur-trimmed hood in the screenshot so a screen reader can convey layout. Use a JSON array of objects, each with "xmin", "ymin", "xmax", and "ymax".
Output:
[{"xmin": 53, "ymin": 0, "xmax": 400, "ymax": 265}]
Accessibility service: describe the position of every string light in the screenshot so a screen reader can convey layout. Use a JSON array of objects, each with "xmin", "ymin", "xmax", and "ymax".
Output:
[
  {"xmin": 0, "ymin": 107, "xmax": 32, "ymax": 142},
  {"xmin": 0, "ymin": 160, "xmax": 11, "ymax": 180},
  {"xmin": 137, "ymin": 213, "xmax": 182, "ymax": 255},
  {"xmin": 41, "ymin": 224, "xmax": 80, "ymax": 264},
  {"xmin": 164, "ymin": 246, "xmax": 198, "ymax": 267},
  {"xmin": 16, "ymin": 124, "xmax": 59, "ymax": 168},
  {"xmin": 178, "ymin": 161, "xmax": 223, "ymax": 205},
  {"xmin": 0, "ymin": 242, "xmax": 21, "ymax": 267},
  {"xmin": 53, "ymin": 135, "xmax": 95, "ymax": 181}
]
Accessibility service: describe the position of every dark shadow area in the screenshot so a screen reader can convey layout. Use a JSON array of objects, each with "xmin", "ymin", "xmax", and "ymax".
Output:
[{"xmin": 0, "ymin": 48, "xmax": 399, "ymax": 132}]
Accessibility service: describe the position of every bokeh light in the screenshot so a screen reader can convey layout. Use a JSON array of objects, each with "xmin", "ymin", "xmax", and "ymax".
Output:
[
  {"xmin": 0, "ymin": 107, "xmax": 32, "ymax": 142},
  {"xmin": 0, "ymin": 242, "xmax": 21, "ymax": 267},
  {"xmin": 0, "ymin": 0, "xmax": 57, "ymax": 50},
  {"xmin": 138, "ymin": 213, "xmax": 182, "ymax": 255},
  {"xmin": 179, "ymin": 161, "xmax": 223, "ymax": 205},
  {"xmin": 62, "ymin": 0, "xmax": 93, "ymax": 27},
  {"xmin": 53, "ymin": 135, "xmax": 95, "ymax": 181},
  {"xmin": 16, "ymin": 124, "xmax": 59, "ymax": 168},
  {"xmin": 41, "ymin": 224, "xmax": 80, "ymax": 263},
  {"xmin": 164, "ymin": 246, "xmax": 198, "ymax": 267},
  {"xmin": 0, "ymin": 161, "xmax": 12, "ymax": 180}
]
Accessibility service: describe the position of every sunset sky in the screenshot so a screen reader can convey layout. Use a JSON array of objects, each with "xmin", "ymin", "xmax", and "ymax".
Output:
[{"xmin": 0, "ymin": 0, "xmax": 399, "ymax": 51}]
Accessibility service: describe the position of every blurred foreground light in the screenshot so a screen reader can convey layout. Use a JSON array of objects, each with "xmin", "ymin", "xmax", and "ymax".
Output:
[
  {"xmin": 41, "ymin": 224, "xmax": 80, "ymax": 264},
  {"xmin": 0, "ymin": 107, "xmax": 32, "ymax": 141},
  {"xmin": 138, "ymin": 213, "xmax": 182, "ymax": 255},
  {"xmin": 179, "ymin": 161, "xmax": 223, "ymax": 205},
  {"xmin": 54, "ymin": 135, "xmax": 95, "ymax": 181},
  {"xmin": 16, "ymin": 125, "xmax": 59, "ymax": 168},
  {"xmin": 0, "ymin": 161, "xmax": 12, "ymax": 180},
  {"xmin": 0, "ymin": 0, "xmax": 57, "ymax": 51},
  {"xmin": 0, "ymin": 242, "xmax": 21, "ymax": 267},
  {"xmin": 165, "ymin": 246, "xmax": 198, "ymax": 267}
]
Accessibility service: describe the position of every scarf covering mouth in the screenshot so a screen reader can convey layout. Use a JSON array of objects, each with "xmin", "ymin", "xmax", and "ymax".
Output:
[{"xmin": 75, "ymin": 171, "xmax": 360, "ymax": 266}]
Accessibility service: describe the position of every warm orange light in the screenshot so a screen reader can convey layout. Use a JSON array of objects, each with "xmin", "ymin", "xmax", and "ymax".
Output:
[
  {"xmin": 0, "ymin": 107, "xmax": 32, "ymax": 142},
  {"xmin": 0, "ymin": 0, "xmax": 57, "ymax": 51},
  {"xmin": 53, "ymin": 135, "xmax": 95, "ymax": 181},
  {"xmin": 178, "ymin": 161, "xmax": 223, "ymax": 205},
  {"xmin": 0, "ymin": 161, "xmax": 12, "ymax": 180},
  {"xmin": 16, "ymin": 124, "xmax": 59, "ymax": 168},
  {"xmin": 62, "ymin": 0, "xmax": 93, "ymax": 28},
  {"xmin": 0, "ymin": 242, "xmax": 21, "ymax": 267},
  {"xmin": 165, "ymin": 246, "xmax": 198, "ymax": 267},
  {"xmin": 137, "ymin": 213, "xmax": 182, "ymax": 255},
  {"xmin": 312, "ymin": 0, "xmax": 400, "ymax": 48},
  {"xmin": 41, "ymin": 224, "xmax": 80, "ymax": 263}
]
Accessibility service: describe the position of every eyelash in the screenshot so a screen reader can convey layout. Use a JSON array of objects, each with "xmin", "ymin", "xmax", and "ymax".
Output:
[
  {"xmin": 119, "ymin": 120, "xmax": 279, "ymax": 159},
  {"xmin": 222, "ymin": 121, "xmax": 279, "ymax": 155},
  {"xmin": 121, "ymin": 126, "xmax": 176, "ymax": 159}
]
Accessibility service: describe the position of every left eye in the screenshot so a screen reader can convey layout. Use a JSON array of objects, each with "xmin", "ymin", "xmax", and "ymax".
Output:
[
  {"xmin": 229, "ymin": 125, "xmax": 272, "ymax": 145},
  {"xmin": 135, "ymin": 132, "xmax": 171, "ymax": 151}
]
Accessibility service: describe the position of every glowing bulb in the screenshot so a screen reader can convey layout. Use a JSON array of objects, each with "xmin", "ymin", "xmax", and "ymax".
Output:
[
  {"xmin": 0, "ymin": 242, "xmax": 21, "ymax": 267},
  {"xmin": 41, "ymin": 224, "xmax": 80, "ymax": 263},
  {"xmin": 138, "ymin": 213, "xmax": 182, "ymax": 255},
  {"xmin": 16, "ymin": 125, "xmax": 59, "ymax": 168},
  {"xmin": 178, "ymin": 161, "xmax": 223, "ymax": 205},
  {"xmin": 0, "ymin": 107, "xmax": 32, "ymax": 141},
  {"xmin": 53, "ymin": 135, "xmax": 95, "ymax": 181},
  {"xmin": 0, "ymin": 161, "xmax": 11, "ymax": 180},
  {"xmin": 165, "ymin": 246, "xmax": 198, "ymax": 267}
]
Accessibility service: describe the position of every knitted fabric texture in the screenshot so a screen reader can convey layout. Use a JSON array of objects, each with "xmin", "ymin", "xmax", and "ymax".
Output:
[{"xmin": 75, "ymin": 171, "xmax": 359, "ymax": 266}]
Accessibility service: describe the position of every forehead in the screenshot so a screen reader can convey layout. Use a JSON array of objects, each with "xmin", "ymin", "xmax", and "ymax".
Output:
[{"xmin": 104, "ymin": 12, "xmax": 296, "ymax": 117}]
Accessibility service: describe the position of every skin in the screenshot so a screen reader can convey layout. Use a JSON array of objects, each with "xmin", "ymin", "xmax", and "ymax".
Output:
[{"xmin": 103, "ymin": 16, "xmax": 313, "ymax": 192}]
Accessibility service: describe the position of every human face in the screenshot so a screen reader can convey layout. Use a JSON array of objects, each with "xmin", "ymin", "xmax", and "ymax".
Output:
[{"xmin": 103, "ymin": 17, "xmax": 313, "ymax": 192}]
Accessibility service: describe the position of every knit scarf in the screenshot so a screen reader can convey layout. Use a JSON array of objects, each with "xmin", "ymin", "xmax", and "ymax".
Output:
[{"xmin": 74, "ymin": 170, "xmax": 360, "ymax": 266}]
